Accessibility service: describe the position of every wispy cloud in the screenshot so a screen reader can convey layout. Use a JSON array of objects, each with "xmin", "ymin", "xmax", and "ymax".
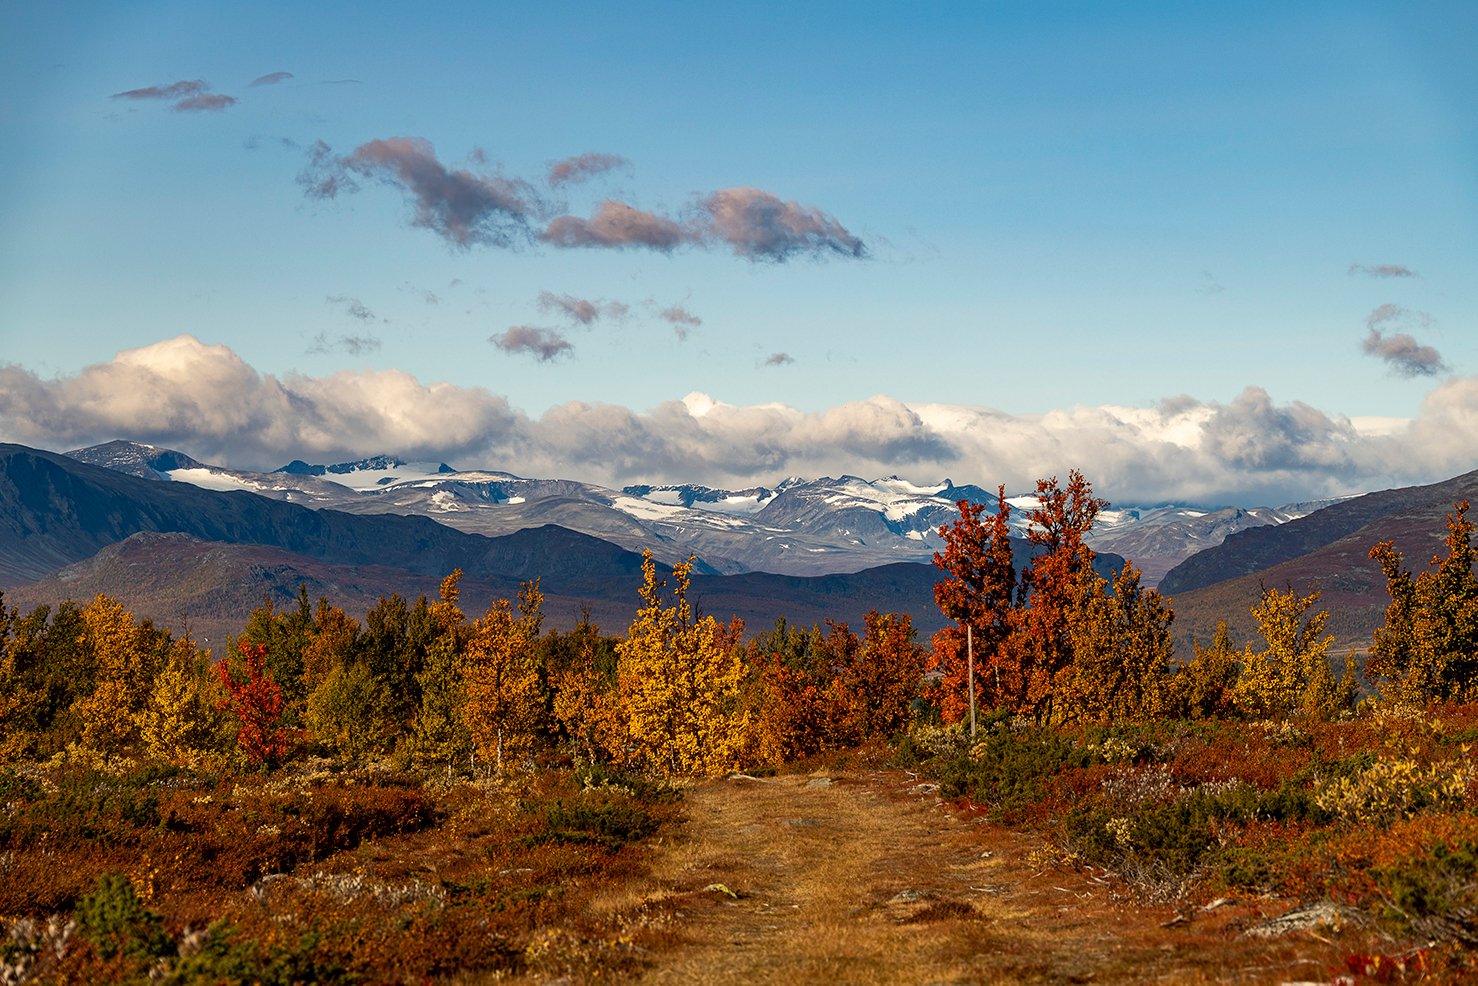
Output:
[
  {"xmin": 112, "ymin": 79, "xmax": 209, "ymax": 101},
  {"xmin": 762, "ymin": 352, "xmax": 795, "ymax": 367},
  {"xmin": 536, "ymin": 291, "xmax": 628, "ymax": 325},
  {"xmin": 491, "ymin": 326, "xmax": 573, "ymax": 362},
  {"xmin": 174, "ymin": 93, "xmax": 236, "ymax": 112},
  {"xmin": 300, "ymin": 138, "xmax": 538, "ymax": 248},
  {"xmin": 327, "ymin": 295, "xmax": 376, "ymax": 321},
  {"xmin": 9, "ymin": 335, "xmax": 1478, "ymax": 503},
  {"xmin": 1349, "ymin": 263, "xmax": 1419, "ymax": 278},
  {"xmin": 112, "ymin": 78, "xmax": 236, "ymax": 112},
  {"xmin": 658, "ymin": 304, "xmax": 702, "ymax": 341},
  {"xmin": 541, "ymin": 200, "xmax": 694, "ymax": 252},
  {"xmin": 308, "ymin": 332, "xmax": 381, "ymax": 356},
  {"xmin": 249, "ymin": 71, "xmax": 294, "ymax": 87},
  {"xmin": 547, "ymin": 152, "xmax": 631, "ymax": 188},
  {"xmin": 1363, "ymin": 331, "xmax": 1446, "ymax": 377},
  {"xmin": 301, "ymin": 137, "xmax": 865, "ymax": 264},
  {"xmin": 1195, "ymin": 271, "xmax": 1225, "ymax": 296},
  {"xmin": 699, "ymin": 187, "xmax": 865, "ymax": 261},
  {"xmin": 1360, "ymin": 304, "xmax": 1445, "ymax": 376}
]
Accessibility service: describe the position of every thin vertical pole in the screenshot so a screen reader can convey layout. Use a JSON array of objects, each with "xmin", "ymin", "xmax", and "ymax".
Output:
[{"xmin": 967, "ymin": 623, "xmax": 976, "ymax": 738}]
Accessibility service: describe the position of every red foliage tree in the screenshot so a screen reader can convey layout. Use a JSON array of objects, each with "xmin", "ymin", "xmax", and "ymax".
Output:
[
  {"xmin": 217, "ymin": 641, "xmax": 291, "ymax": 768},
  {"xmin": 931, "ymin": 488, "xmax": 1017, "ymax": 722},
  {"xmin": 1014, "ymin": 470, "xmax": 1108, "ymax": 722},
  {"xmin": 829, "ymin": 611, "xmax": 924, "ymax": 742}
]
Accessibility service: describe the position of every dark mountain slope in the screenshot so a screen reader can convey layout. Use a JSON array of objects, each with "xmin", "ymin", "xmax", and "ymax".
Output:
[
  {"xmin": 1159, "ymin": 468, "xmax": 1478, "ymax": 596},
  {"xmin": 0, "ymin": 443, "xmax": 655, "ymax": 589},
  {"xmin": 1167, "ymin": 494, "xmax": 1476, "ymax": 658},
  {"xmin": 3, "ymin": 532, "xmax": 639, "ymax": 650}
]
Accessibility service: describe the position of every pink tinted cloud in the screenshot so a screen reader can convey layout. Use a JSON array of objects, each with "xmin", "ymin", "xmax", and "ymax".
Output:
[
  {"xmin": 700, "ymin": 187, "xmax": 865, "ymax": 261},
  {"xmin": 491, "ymin": 326, "xmax": 573, "ymax": 362},
  {"xmin": 303, "ymin": 138, "xmax": 538, "ymax": 248},
  {"xmin": 541, "ymin": 200, "xmax": 695, "ymax": 252},
  {"xmin": 547, "ymin": 152, "xmax": 631, "ymax": 187}
]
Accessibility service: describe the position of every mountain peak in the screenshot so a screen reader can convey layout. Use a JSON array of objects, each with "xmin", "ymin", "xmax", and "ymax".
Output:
[{"xmin": 64, "ymin": 440, "xmax": 205, "ymax": 480}]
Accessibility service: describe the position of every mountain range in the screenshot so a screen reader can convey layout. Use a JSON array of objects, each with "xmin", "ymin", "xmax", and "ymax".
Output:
[
  {"xmin": 0, "ymin": 442, "xmax": 1127, "ymax": 648},
  {"xmin": 9, "ymin": 439, "xmax": 1475, "ymax": 659},
  {"xmin": 60, "ymin": 440, "xmax": 1330, "ymax": 584}
]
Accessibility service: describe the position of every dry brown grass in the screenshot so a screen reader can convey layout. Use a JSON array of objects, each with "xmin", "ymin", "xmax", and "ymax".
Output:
[{"xmin": 577, "ymin": 768, "xmax": 1451, "ymax": 985}]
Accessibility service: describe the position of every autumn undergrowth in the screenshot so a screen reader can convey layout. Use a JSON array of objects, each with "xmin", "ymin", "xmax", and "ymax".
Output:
[
  {"xmin": 898, "ymin": 702, "xmax": 1478, "ymax": 958},
  {"xmin": 0, "ymin": 757, "xmax": 681, "ymax": 984}
]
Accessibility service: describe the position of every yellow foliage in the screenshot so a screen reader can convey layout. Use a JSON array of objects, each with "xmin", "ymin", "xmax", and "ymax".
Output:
[
  {"xmin": 137, "ymin": 636, "xmax": 223, "ymax": 767},
  {"xmin": 1315, "ymin": 756, "xmax": 1472, "ymax": 823},
  {"xmin": 615, "ymin": 552, "xmax": 748, "ymax": 779},
  {"xmin": 73, "ymin": 595, "xmax": 153, "ymax": 757},
  {"xmin": 461, "ymin": 580, "xmax": 545, "ymax": 773},
  {"xmin": 1062, "ymin": 562, "xmax": 1174, "ymax": 724},
  {"xmin": 1168, "ymin": 619, "xmax": 1242, "ymax": 718},
  {"xmin": 1233, "ymin": 587, "xmax": 1353, "ymax": 719}
]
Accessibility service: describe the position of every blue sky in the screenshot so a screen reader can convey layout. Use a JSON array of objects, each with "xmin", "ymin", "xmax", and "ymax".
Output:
[{"xmin": 1, "ymin": 2, "xmax": 1475, "ymax": 504}]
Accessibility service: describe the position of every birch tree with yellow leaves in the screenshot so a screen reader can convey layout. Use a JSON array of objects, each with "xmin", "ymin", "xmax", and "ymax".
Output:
[
  {"xmin": 615, "ymin": 552, "xmax": 747, "ymax": 778},
  {"xmin": 461, "ymin": 579, "xmax": 545, "ymax": 774}
]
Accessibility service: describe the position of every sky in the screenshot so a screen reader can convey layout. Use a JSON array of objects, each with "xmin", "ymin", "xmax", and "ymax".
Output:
[{"xmin": 1, "ymin": 1, "xmax": 1475, "ymax": 506}]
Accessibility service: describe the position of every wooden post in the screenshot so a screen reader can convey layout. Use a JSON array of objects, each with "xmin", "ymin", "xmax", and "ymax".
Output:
[{"xmin": 967, "ymin": 623, "xmax": 976, "ymax": 738}]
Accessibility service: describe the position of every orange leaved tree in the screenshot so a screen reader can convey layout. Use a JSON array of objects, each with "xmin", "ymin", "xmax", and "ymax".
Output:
[
  {"xmin": 931, "ymin": 488, "xmax": 1017, "ymax": 724},
  {"xmin": 1013, "ymin": 470, "xmax": 1107, "ymax": 722}
]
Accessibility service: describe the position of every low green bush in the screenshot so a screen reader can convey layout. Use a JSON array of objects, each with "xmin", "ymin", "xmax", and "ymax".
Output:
[
  {"xmin": 1377, "ymin": 841, "xmax": 1478, "ymax": 942},
  {"xmin": 75, "ymin": 873, "xmax": 171, "ymax": 962}
]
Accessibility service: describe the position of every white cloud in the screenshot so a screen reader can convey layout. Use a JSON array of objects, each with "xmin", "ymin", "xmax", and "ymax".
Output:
[{"xmin": 3, "ymin": 335, "xmax": 1475, "ymax": 505}]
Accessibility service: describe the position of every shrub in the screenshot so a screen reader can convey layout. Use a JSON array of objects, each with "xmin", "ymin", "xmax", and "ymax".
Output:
[
  {"xmin": 936, "ymin": 717, "xmax": 1096, "ymax": 818},
  {"xmin": 164, "ymin": 922, "xmax": 346, "ymax": 985},
  {"xmin": 1376, "ymin": 841, "xmax": 1478, "ymax": 943},
  {"xmin": 536, "ymin": 798, "xmax": 659, "ymax": 850},
  {"xmin": 75, "ymin": 872, "xmax": 172, "ymax": 962},
  {"xmin": 1316, "ymin": 757, "xmax": 1472, "ymax": 824}
]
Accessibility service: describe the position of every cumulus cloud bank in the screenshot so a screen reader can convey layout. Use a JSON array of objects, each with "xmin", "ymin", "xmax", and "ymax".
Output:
[
  {"xmin": 0, "ymin": 335, "xmax": 517, "ymax": 467},
  {"xmin": 7, "ymin": 336, "xmax": 1478, "ymax": 505}
]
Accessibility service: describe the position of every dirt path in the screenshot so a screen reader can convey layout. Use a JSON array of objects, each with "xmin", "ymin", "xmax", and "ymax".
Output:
[{"xmin": 592, "ymin": 769, "xmax": 1362, "ymax": 985}]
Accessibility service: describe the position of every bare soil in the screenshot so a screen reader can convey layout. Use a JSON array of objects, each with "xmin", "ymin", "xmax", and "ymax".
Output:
[{"xmin": 592, "ymin": 767, "xmax": 1387, "ymax": 985}]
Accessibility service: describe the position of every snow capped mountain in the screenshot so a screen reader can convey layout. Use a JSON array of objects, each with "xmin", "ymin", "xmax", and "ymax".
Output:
[
  {"xmin": 621, "ymin": 483, "xmax": 777, "ymax": 514},
  {"xmin": 63, "ymin": 439, "xmax": 205, "ymax": 480},
  {"xmin": 275, "ymin": 456, "xmax": 457, "ymax": 490},
  {"xmin": 61, "ymin": 441, "xmax": 1341, "ymax": 583}
]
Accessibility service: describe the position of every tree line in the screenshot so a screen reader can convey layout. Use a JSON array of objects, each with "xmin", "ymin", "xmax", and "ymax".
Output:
[
  {"xmin": 0, "ymin": 553, "xmax": 922, "ymax": 778},
  {"xmin": 3, "ymin": 469, "xmax": 1475, "ymax": 778}
]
